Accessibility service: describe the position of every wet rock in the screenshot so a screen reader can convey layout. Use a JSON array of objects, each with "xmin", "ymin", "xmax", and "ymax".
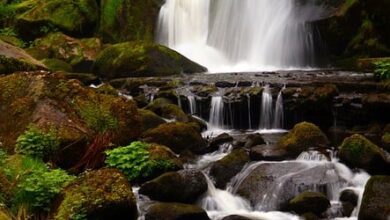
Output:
[
  {"xmin": 93, "ymin": 41, "xmax": 207, "ymax": 79},
  {"xmin": 188, "ymin": 115, "xmax": 208, "ymax": 132},
  {"xmin": 0, "ymin": 40, "xmax": 46, "ymax": 74},
  {"xmin": 139, "ymin": 109, "xmax": 166, "ymax": 133},
  {"xmin": 277, "ymin": 122, "xmax": 329, "ymax": 156},
  {"xmin": 145, "ymin": 202, "xmax": 210, "ymax": 220},
  {"xmin": 289, "ymin": 192, "xmax": 330, "ymax": 215},
  {"xmin": 339, "ymin": 134, "xmax": 388, "ymax": 175},
  {"xmin": 141, "ymin": 122, "xmax": 207, "ymax": 154},
  {"xmin": 209, "ymin": 149, "xmax": 250, "ymax": 189},
  {"xmin": 233, "ymin": 133, "xmax": 266, "ymax": 149},
  {"xmin": 221, "ymin": 215, "xmax": 252, "ymax": 220},
  {"xmin": 340, "ymin": 189, "xmax": 359, "ymax": 217},
  {"xmin": 301, "ymin": 212, "xmax": 319, "ymax": 220},
  {"xmin": 145, "ymin": 98, "xmax": 188, "ymax": 122},
  {"xmin": 52, "ymin": 168, "xmax": 137, "ymax": 220},
  {"xmin": 235, "ymin": 162, "xmax": 343, "ymax": 210},
  {"xmin": 250, "ymin": 145, "xmax": 288, "ymax": 161},
  {"xmin": 208, "ymin": 133, "xmax": 234, "ymax": 152},
  {"xmin": 215, "ymin": 81, "xmax": 236, "ymax": 88},
  {"xmin": 139, "ymin": 169, "xmax": 207, "ymax": 203},
  {"xmin": 358, "ymin": 176, "xmax": 390, "ymax": 220}
]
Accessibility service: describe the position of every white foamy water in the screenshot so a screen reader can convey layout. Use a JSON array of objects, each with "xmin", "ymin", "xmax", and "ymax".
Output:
[{"xmin": 157, "ymin": 0, "xmax": 323, "ymax": 72}]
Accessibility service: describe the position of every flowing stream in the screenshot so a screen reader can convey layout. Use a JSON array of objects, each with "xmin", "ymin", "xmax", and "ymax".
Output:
[{"xmin": 157, "ymin": 0, "xmax": 323, "ymax": 72}]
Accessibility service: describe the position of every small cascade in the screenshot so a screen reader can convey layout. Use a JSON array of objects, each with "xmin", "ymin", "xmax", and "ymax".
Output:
[
  {"xmin": 188, "ymin": 95, "xmax": 197, "ymax": 115},
  {"xmin": 140, "ymin": 85, "xmax": 159, "ymax": 102},
  {"xmin": 273, "ymin": 86, "xmax": 285, "ymax": 129},
  {"xmin": 209, "ymin": 91, "xmax": 225, "ymax": 129},
  {"xmin": 259, "ymin": 85, "xmax": 274, "ymax": 129}
]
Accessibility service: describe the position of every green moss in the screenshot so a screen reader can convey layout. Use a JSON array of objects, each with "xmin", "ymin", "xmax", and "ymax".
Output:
[
  {"xmin": 42, "ymin": 58, "xmax": 72, "ymax": 72},
  {"xmin": 0, "ymin": 55, "xmax": 38, "ymax": 74}
]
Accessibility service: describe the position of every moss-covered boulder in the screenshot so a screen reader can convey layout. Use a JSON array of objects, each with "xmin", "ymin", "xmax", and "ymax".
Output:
[
  {"xmin": 28, "ymin": 32, "xmax": 103, "ymax": 72},
  {"xmin": 145, "ymin": 202, "xmax": 210, "ymax": 220},
  {"xmin": 381, "ymin": 132, "xmax": 390, "ymax": 151},
  {"xmin": 0, "ymin": 40, "xmax": 46, "ymax": 74},
  {"xmin": 99, "ymin": 0, "xmax": 163, "ymax": 43},
  {"xmin": 145, "ymin": 98, "xmax": 189, "ymax": 122},
  {"xmin": 93, "ymin": 41, "xmax": 207, "ymax": 79},
  {"xmin": 52, "ymin": 168, "xmax": 137, "ymax": 220},
  {"xmin": 358, "ymin": 176, "xmax": 390, "ymax": 220},
  {"xmin": 139, "ymin": 109, "xmax": 166, "ymax": 133},
  {"xmin": 209, "ymin": 149, "xmax": 250, "ymax": 189},
  {"xmin": 338, "ymin": 134, "xmax": 388, "ymax": 174},
  {"xmin": 277, "ymin": 122, "xmax": 329, "ymax": 156},
  {"xmin": 289, "ymin": 192, "xmax": 330, "ymax": 215},
  {"xmin": 141, "ymin": 122, "xmax": 207, "ymax": 154},
  {"xmin": 42, "ymin": 58, "xmax": 73, "ymax": 72},
  {"xmin": 139, "ymin": 169, "xmax": 207, "ymax": 203},
  {"xmin": 0, "ymin": 72, "xmax": 141, "ymax": 168},
  {"xmin": 15, "ymin": 0, "xmax": 98, "ymax": 38}
]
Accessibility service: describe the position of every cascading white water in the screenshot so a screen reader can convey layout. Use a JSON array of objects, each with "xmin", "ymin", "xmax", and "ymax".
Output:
[
  {"xmin": 188, "ymin": 95, "xmax": 197, "ymax": 115},
  {"xmin": 259, "ymin": 85, "xmax": 274, "ymax": 129},
  {"xmin": 157, "ymin": 0, "xmax": 322, "ymax": 72},
  {"xmin": 209, "ymin": 94, "xmax": 224, "ymax": 129},
  {"xmin": 273, "ymin": 87, "xmax": 285, "ymax": 129}
]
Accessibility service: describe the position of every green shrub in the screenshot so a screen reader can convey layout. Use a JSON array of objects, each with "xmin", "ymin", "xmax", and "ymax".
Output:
[
  {"xmin": 78, "ymin": 103, "xmax": 118, "ymax": 133},
  {"xmin": 15, "ymin": 125, "xmax": 60, "ymax": 158},
  {"xmin": 374, "ymin": 60, "xmax": 390, "ymax": 80},
  {"xmin": 105, "ymin": 141, "xmax": 176, "ymax": 182},
  {"xmin": 13, "ymin": 169, "xmax": 74, "ymax": 212}
]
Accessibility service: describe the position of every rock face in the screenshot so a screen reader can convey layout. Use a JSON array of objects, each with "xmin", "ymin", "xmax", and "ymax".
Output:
[
  {"xmin": 99, "ymin": 0, "xmax": 163, "ymax": 43},
  {"xmin": 52, "ymin": 168, "xmax": 138, "ymax": 220},
  {"xmin": 277, "ymin": 122, "xmax": 329, "ymax": 156},
  {"xmin": 209, "ymin": 149, "xmax": 250, "ymax": 189},
  {"xmin": 0, "ymin": 72, "xmax": 141, "ymax": 168},
  {"xmin": 145, "ymin": 202, "xmax": 210, "ymax": 220},
  {"xmin": 139, "ymin": 109, "xmax": 166, "ymax": 133},
  {"xmin": 145, "ymin": 98, "xmax": 189, "ymax": 122},
  {"xmin": 288, "ymin": 192, "xmax": 330, "ymax": 215},
  {"xmin": 338, "ymin": 134, "xmax": 388, "ymax": 174},
  {"xmin": 139, "ymin": 169, "xmax": 207, "ymax": 203},
  {"xmin": 0, "ymin": 40, "xmax": 46, "ymax": 74},
  {"xmin": 27, "ymin": 32, "xmax": 102, "ymax": 72},
  {"xmin": 93, "ymin": 41, "xmax": 207, "ymax": 79},
  {"xmin": 358, "ymin": 176, "xmax": 390, "ymax": 220},
  {"xmin": 141, "ymin": 122, "xmax": 207, "ymax": 154},
  {"xmin": 234, "ymin": 162, "xmax": 342, "ymax": 210},
  {"xmin": 15, "ymin": 0, "xmax": 99, "ymax": 38}
]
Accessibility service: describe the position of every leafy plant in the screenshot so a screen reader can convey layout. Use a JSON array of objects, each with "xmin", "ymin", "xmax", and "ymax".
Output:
[
  {"xmin": 105, "ymin": 141, "xmax": 175, "ymax": 182},
  {"xmin": 0, "ymin": 27, "xmax": 16, "ymax": 36},
  {"xmin": 374, "ymin": 60, "xmax": 390, "ymax": 80},
  {"xmin": 15, "ymin": 125, "xmax": 60, "ymax": 158},
  {"xmin": 78, "ymin": 103, "xmax": 118, "ymax": 133},
  {"xmin": 13, "ymin": 168, "xmax": 74, "ymax": 212}
]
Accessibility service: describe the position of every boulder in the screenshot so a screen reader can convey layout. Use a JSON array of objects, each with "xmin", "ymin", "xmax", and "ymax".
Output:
[
  {"xmin": 139, "ymin": 109, "xmax": 166, "ymax": 133},
  {"xmin": 42, "ymin": 58, "xmax": 73, "ymax": 72},
  {"xmin": 338, "ymin": 134, "xmax": 388, "ymax": 174},
  {"xmin": 139, "ymin": 169, "xmax": 207, "ymax": 203},
  {"xmin": 358, "ymin": 176, "xmax": 390, "ymax": 220},
  {"xmin": 93, "ymin": 41, "xmax": 207, "ymax": 79},
  {"xmin": 208, "ymin": 133, "xmax": 234, "ymax": 152},
  {"xmin": 15, "ymin": 0, "xmax": 98, "ymax": 38},
  {"xmin": 0, "ymin": 72, "xmax": 141, "ymax": 169},
  {"xmin": 0, "ymin": 40, "xmax": 46, "ymax": 74},
  {"xmin": 339, "ymin": 189, "xmax": 359, "ymax": 217},
  {"xmin": 52, "ymin": 168, "xmax": 137, "ymax": 220},
  {"xmin": 145, "ymin": 98, "xmax": 189, "ymax": 122},
  {"xmin": 141, "ymin": 122, "xmax": 207, "ymax": 154},
  {"xmin": 277, "ymin": 122, "xmax": 329, "ymax": 156},
  {"xmin": 99, "ymin": 0, "xmax": 163, "ymax": 43},
  {"xmin": 250, "ymin": 145, "xmax": 288, "ymax": 161},
  {"xmin": 145, "ymin": 202, "xmax": 210, "ymax": 220},
  {"xmin": 209, "ymin": 149, "xmax": 250, "ymax": 189},
  {"xmin": 288, "ymin": 192, "xmax": 330, "ymax": 215},
  {"xmin": 28, "ymin": 32, "xmax": 103, "ymax": 72}
]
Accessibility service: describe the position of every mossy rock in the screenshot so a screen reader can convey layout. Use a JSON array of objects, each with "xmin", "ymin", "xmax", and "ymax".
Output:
[
  {"xmin": 15, "ymin": 0, "xmax": 98, "ymax": 39},
  {"xmin": 289, "ymin": 192, "xmax": 330, "ymax": 215},
  {"xmin": 42, "ymin": 58, "xmax": 72, "ymax": 72},
  {"xmin": 93, "ymin": 41, "xmax": 207, "ymax": 79},
  {"xmin": 0, "ymin": 40, "xmax": 46, "ymax": 74},
  {"xmin": 99, "ymin": 0, "xmax": 163, "ymax": 43},
  {"xmin": 139, "ymin": 109, "xmax": 166, "ymax": 133},
  {"xmin": 145, "ymin": 202, "xmax": 210, "ymax": 220},
  {"xmin": 277, "ymin": 122, "xmax": 329, "ymax": 156},
  {"xmin": 358, "ymin": 176, "xmax": 390, "ymax": 220},
  {"xmin": 52, "ymin": 168, "xmax": 137, "ymax": 220},
  {"xmin": 338, "ymin": 134, "xmax": 388, "ymax": 174},
  {"xmin": 145, "ymin": 98, "xmax": 189, "ymax": 122},
  {"xmin": 209, "ymin": 149, "xmax": 250, "ymax": 189},
  {"xmin": 381, "ymin": 132, "xmax": 390, "ymax": 151},
  {"xmin": 141, "ymin": 122, "xmax": 207, "ymax": 154},
  {"xmin": 29, "ymin": 32, "xmax": 103, "ymax": 72},
  {"xmin": 0, "ymin": 208, "xmax": 12, "ymax": 220},
  {"xmin": 139, "ymin": 169, "xmax": 207, "ymax": 203},
  {"xmin": 0, "ymin": 72, "xmax": 141, "ymax": 169}
]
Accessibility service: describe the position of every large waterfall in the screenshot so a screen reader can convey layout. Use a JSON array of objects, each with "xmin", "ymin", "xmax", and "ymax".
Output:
[{"xmin": 157, "ymin": 0, "xmax": 323, "ymax": 72}]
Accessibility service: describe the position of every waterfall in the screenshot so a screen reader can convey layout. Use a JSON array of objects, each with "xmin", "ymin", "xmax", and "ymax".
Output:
[
  {"xmin": 188, "ymin": 95, "xmax": 197, "ymax": 115},
  {"xmin": 209, "ymin": 94, "xmax": 224, "ymax": 129},
  {"xmin": 157, "ymin": 0, "xmax": 322, "ymax": 72},
  {"xmin": 273, "ymin": 87, "xmax": 285, "ymax": 129},
  {"xmin": 259, "ymin": 85, "xmax": 274, "ymax": 129}
]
